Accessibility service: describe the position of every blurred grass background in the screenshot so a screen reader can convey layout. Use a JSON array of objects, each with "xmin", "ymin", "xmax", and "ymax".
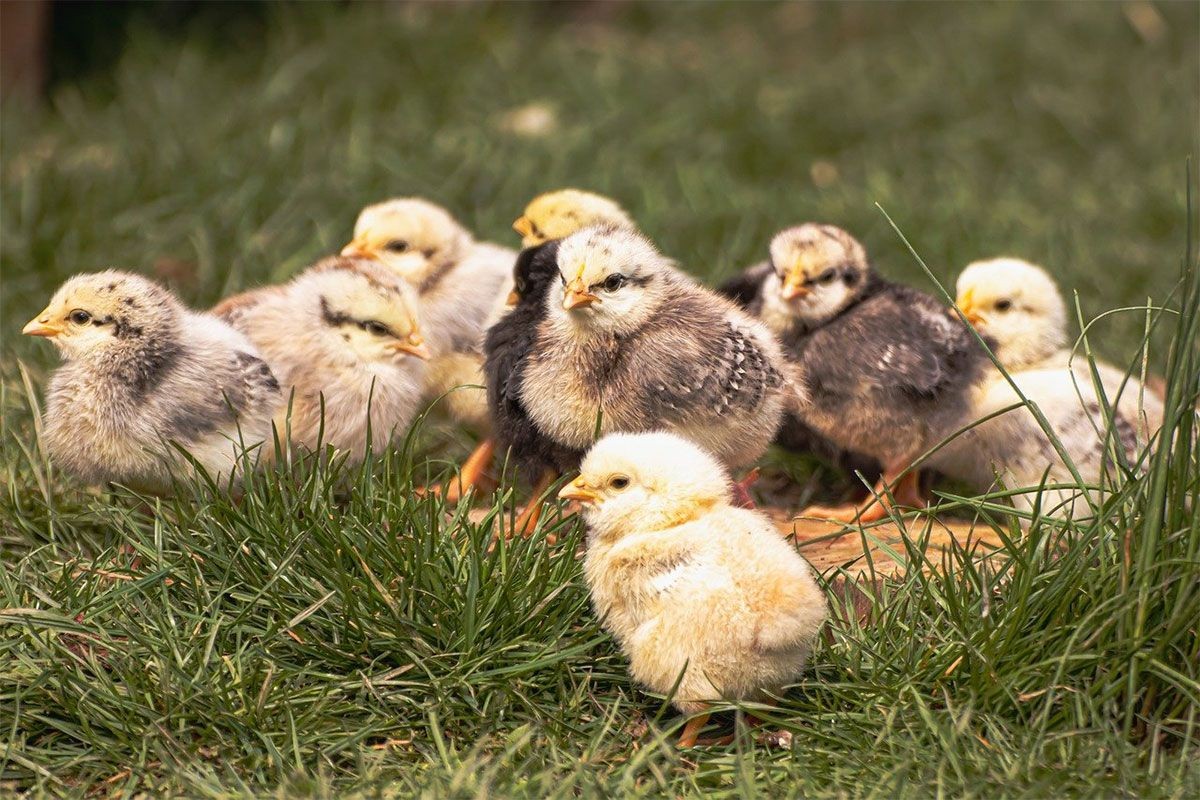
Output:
[{"xmin": 1, "ymin": 2, "xmax": 1198, "ymax": 797}]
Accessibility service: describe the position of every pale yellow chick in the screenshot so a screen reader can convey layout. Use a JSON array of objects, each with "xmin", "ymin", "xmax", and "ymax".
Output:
[
  {"xmin": 563, "ymin": 431, "xmax": 826, "ymax": 747},
  {"xmin": 512, "ymin": 189, "xmax": 636, "ymax": 249}
]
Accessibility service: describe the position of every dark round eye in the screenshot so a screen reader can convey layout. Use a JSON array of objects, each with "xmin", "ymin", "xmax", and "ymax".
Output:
[
  {"xmin": 609, "ymin": 475, "xmax": 631, "ymax": 490},
  {"xmin": 385, "ymin": 240, "xmax": 409, "ymax": 253},
  {"xmin": 994, "ymin": 299, "xmax": 1013, "ymax": 312},
  {"xmin": 69, "ymin": 310, "xmax": 92, "ymax": 325},
  {"xmin": 601, "ymin": 274, "xmax": 627, "ymax": 292},
  {"xmin": 362, "ymin": 321, "xmax": 390, "ymax": 336},
  {"xmin": 818, "ymin": 268, "xmax": 838, "ymax": 284}
]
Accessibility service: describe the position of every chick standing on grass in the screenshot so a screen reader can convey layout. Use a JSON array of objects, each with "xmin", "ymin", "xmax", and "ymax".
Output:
[
  {"xmin": 740, "ymin": 223, "xmax": 990, "ymax": 523},
  {"xmin": 217, "ymin": 257, "xmax": 430, "ymax": 462},
  {"xmin": 517, "ymin": 225, "xmax": 796, "ymax": 530},
  {"xmin": 563, "ymin": 432, "xmax": 827, "ymax": 748},
  {"xmin": 24, "ymin": 271, "xmax": 281, "ymax": 491},
  {"xmin": 933, "ymin": 258, "xmax": 1165, "ymax": 517},
  {"xmin": 341, "ymin": 197, "xmax": 516, "ymax": 429},
  {"xmin": 436, "ymin": 189, "xmax": 637, "ymax": 509}
]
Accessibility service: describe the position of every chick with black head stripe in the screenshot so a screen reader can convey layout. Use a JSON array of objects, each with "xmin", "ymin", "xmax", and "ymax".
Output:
[
  {"xmin": 754, "ymin": 224, "xmax": 990, "ymax": 523},
  {"xmin": 24, "ymin": 270, "xmax": 281, "ymax": 492},
  {"xmin": 515, "ymin": 225, "xmax": 798, "ymax": 532}
]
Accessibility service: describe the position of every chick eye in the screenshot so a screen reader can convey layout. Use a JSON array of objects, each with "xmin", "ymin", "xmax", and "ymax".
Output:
[
  {"xmin": 422, "ymin": 248, "xmax": 436, "ymax": 258},
  {"xmin": 994, "ymin": 299, "xmax": 1013, "ymax": 312},
  {"xmin": 385, "ymin": 240, "xmax": 409, "ymax": 253},
  {"xmin": 362, "ymin": 321, "xmax": 390, "ymax": 336},
  {"xmin": 818, "ymin": 268, "xmax": 838, "ymax": 285},
  {"xmin": 601, "ymin": 274, "xmax": 627, "ymax": 292},
  {"xmin": 69, "ymin": 310, "xmax": 92, "ymax": 325},
  {"xmin": 609, "ymin": 475, "xmax": 631, "ymax": 490}
]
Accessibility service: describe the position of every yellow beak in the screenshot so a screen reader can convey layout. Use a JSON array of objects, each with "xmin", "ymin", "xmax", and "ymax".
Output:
[
  {"xmin": 558, "ymin": 476, "xmax": 601, "ymax": 505},
  {"xmin": 506, "ymin": 289, "xmax": 521, "ymax": 306},
  {"xmin": 513, "ymin": 216, "xmax": 535, "ymax": 239},
  {"xmin": 781, "ymin": 270, "xmax": 810, "ymax": 301},
  {"xmin": 956, "ymin": 290, "xmax": 984, "ymax": 327},
  {"xmin": 389, "ymin": 333, "xmax": 431, "ymax": 360},
  {"xmin": 562, "ymin": 278, "xmax": 599, "ymax": 310},
  {"xmin": 23, "ymin": 311, "xmax": 62, "ymax": 338},
  {"xmin": 341, "ymin": 241, "xmax": 372, "ymax": 259}
]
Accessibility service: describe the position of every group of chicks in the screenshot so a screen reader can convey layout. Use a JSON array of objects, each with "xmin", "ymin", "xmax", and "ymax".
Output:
[{"xmin": 23, "ymin": 188, "xmax": 1165, "ymax": 747}]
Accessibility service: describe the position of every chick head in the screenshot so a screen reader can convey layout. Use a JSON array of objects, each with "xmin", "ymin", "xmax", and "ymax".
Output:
[
  {"xmin": 956, "ymin": 258, "xmax": 1066, "ymax": 370},
  {"xmin": 23, "ymin": 270, "xmax": 182, "ymax": 360},
  {"xmin": 768, "ymin": 224, "xmax": 869, "ymax": 323},
  {"xmin": 507, "ymin": 240, "xmax": 562, "ymax": 306},
  {"xmin": 550, "ymin": 225, "xmax": 669, "ymax": 335},
  {"xmin": 340, "ymin": 198, "xmax": 472, "ymax": 286},
  {"xmin": 301, "ymin": 258, "xmax": 431, "ymax": 365},
  {"xmin": 513, "ymin": 189, "xmax": 635, "ymax": 248},
  {"xmin": 559, "ymin": 431, "xmax": 731, "ymax": 542}
]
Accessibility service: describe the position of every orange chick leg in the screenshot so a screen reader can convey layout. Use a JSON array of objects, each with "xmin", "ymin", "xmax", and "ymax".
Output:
[
  {"xmin": 801, "ymin": 464, "xmax": 926, "ymax": 523},
  {"xmin": 731, "ymin": 467, "xmax": 761, "ymax": 510},
  {"xmin": 509, "ymin": 469, "xmax": 558, "ymax": 540},
  {"xmin": 677, "ymin": 712, "xmax": 735, "ymax": 748},
  {"xmin": 418, "ymin": 438, "xmax": 497, "ymax": 503}
]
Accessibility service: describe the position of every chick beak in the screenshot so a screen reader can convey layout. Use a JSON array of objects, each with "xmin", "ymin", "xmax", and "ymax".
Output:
[
  {"xmin": 956, "ymin": 290, "xmax": 984, "ymax": 328},
  {"xmin": 562, "ymin": 278, "xmax": 599, "ymax": 311},
  {"xmin": 781, "ymin": 270, "xmax": 810, "ymax": 301},
  {"xmin": 506, "ymin": 289, "xmax": 521, "ymax": 306},
  {"xmin": 390, "ymin": 333, "xmax": 431, "ymax": 360},
  {"xmin": 23, "ymin": 312, "xmax": 62, "ymax": 338},
  {"xmin": 512, "ymin": 216, "xmax": 535, "ymax": 240},
  {"xmin": 340, "ymin": 240, "xmax": 372, "ymax": 259},
  {"xmin": 558, "ymin": 476, "xmax": 601, "ymax": 505}
]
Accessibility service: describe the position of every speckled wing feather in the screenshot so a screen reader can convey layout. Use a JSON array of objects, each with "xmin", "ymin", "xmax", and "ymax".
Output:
[
  {"xmin": 625, "ymin": 295, "xmax": 784, "ymax": 424},
  {"xmin": 799, "ymin": 283, "xmax": 979, "ymax": 398},
  {"xmin": 716, "ymin": 260, "xmax": 772, "ymax": 313}
]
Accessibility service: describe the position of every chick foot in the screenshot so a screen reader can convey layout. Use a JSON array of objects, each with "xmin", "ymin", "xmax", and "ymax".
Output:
[
  {"xmin": 502, "ymin": 469, "xmax": 559, "ymax": 543},
  {"xmin": 418, "ymin": 439, "xmax": 498, "ymax": 504},
  {"xmin": 677, "ymin": 714, "xmax": 736, "ymax": 748},
  {"xmin": 800, "ymin": 468, "xmax": 925, "ymax": 524},
  {"xmin": 731, "ymin": 468, "xmax": 761, "ymax": 510}
]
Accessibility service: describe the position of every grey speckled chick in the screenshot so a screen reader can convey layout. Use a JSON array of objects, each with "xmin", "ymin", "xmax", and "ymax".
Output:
[
  {"xmin": 217, "ymin": 257, "xmax": 431, "ymax": 463},
  {"xmin": 760, "ymin": 224, "xmax": 990, "ymax": 522},
  {"xmin": 520, "ymin": 225, "xmax": 797, "ymax": 475},
  {"xmin": 23, "ymin": 270, "xmax": 281, "ymax": 492}
]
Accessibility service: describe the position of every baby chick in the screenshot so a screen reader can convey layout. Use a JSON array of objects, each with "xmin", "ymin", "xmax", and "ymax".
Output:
[
  {"xmin": 341, "ymin": 197, "xmax": 517, "ymax": 429},
  {"xmin": 934, "ymin": 258, "xmax": 1164, "ymax": 517},
  {"xmin": 564, "ymin": 431, "xmax": 827, "ymax": 747},
  {"xmin": 519, "ymin": 225, "xmax": 795, "ymax": 520},
  {"xmin": 751, "ymin": 224, "xmax": 990, "ymax": 522},
  {"xmin": 512, "ymin": 188, "xmax": 636, "ymax": 249},
  {"xmin": 440, "ymin": 190, "xmax": 639, "ymax": 514},
  {"xmin": 217, "ymin": 257, "xmax": 431, "ymax": 462},
  {"xmin": 24, "ymin": 271, "xmax": 281, "ymax": 491}
]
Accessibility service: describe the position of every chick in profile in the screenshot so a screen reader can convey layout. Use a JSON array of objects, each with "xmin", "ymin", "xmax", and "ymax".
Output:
[
  {"xmin": 518, "ymin": 225, "xmax": 795, "ymax": 528},
  {"xmin": 934, "ymin": 258, "xmax": 1164, "ymax": 517},
  {"xmin": 512, "ymin": 189, "xmax": 636, "ymax": 249},
  {"xmin": 218, "ymin": 257, "xmax": 430, "ymax": 462},
  {"xmin": 439, "ymin": 190, "xmax": 635, "ymax": 515},
  {"xmin": 341, "ymin": 197, "xmax": 516, "ymax": 430},
  {"xmin": 564, "ymin": 432, "xmax": 826, "ymax": 747},
  {"xmin": 751, "ymin": 224, "xmax": 990, "ymax": 522},
  {"xmin": 24, "ymin": 271, "xmax": 281, "ymax": 491}
]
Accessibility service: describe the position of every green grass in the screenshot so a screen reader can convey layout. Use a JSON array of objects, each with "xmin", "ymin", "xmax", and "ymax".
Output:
[{"xmin": 2, "ymin": 2, "xmax": 1199, "ymax": 797}]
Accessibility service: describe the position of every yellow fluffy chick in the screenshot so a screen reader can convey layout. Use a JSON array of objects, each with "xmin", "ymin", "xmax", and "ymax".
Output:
[
  {"xmin": 24, "ymin": 271, "xmax": 281, "ymax": 492},
  {"xmin": 563, "ymin": 431, "xmax": 827, "ymax": 747},
  {"xmin": 218, "ymin": 257, "xmax": 431, "ymax": 462},
  {"xmin": 342, "ymin": 197, "xmax": 517, "ymax": 430},
  {"xmin": 934, "ymin": 258, "xmax": 1165, "ymax": 518},
  {"xmin": 512, "ymin": 189, "xmax": 636, "ymax": 249}
]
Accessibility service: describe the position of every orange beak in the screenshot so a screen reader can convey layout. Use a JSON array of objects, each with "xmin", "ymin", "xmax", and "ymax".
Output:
[
  {"xmin": 956, "ymin": 290, "xmax": 984, "ymax": 328},
  {"xmin": 23, "ymin": 312, "xmax": 62, "ymax": 338},
  {"xmin": 512, "ymin": 216, "xmax": 535, "ymax": 240},
  {"xmin": 781, "ymin": 268, "xmax": 811, "ymax": 301},
  {"xmin": 340, "ymin": 240, "xmax": 372, "ymax": 259},
  {"xmin": 562, "ymin": 278, "xmax": 599, "ymax": 310},
  {"xmin": 558, "ymin": 476, "xmax": 601, "ymax": 505},
  {"xmin": 506, "ymin": 289, "xmax": 521, "ymax": 306},
  {"xmin": 389, "ymin": 333, "xmax": 431, "ymax": 360}
]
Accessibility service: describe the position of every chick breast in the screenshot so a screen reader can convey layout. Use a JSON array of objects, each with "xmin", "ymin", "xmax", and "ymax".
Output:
[{"xmin": 585, "ymin": 506, "xmax": 826, "ymax": 712}]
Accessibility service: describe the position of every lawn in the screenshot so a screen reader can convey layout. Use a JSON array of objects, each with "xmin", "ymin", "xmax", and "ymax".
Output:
[{"xmin": 2, "ymin": 2, "xmax": 1199, "ymax": 797}]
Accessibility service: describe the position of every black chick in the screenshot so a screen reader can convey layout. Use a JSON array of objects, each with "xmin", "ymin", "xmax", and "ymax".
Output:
[{"xmin": 751, "ymin": 223, "xmax": 990, "ymax": 522}]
